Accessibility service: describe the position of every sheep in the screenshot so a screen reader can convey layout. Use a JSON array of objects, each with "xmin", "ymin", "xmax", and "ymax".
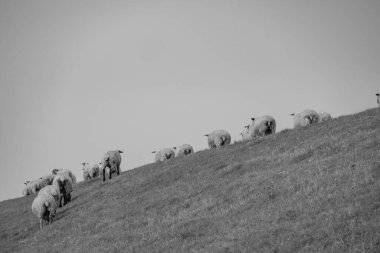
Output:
[
  {"xmin": 52, "ymin": 168, "xmax": 76, "ymax": 184},
  {"xmin": 22, "ymin": 175, "xmax": 54, "ymax": 196},
  {"xmin": 318, "ymin": 112, "xmax": 332, "ymax": 122},
  {"xmin": 249, "ymin": 115, "xmax": 276, "ymax": 138},
  {"xmin": 38, "ymin": 185, "xmax": 61, "ymax": 209},
  {"xmin": 376, "ymin": 93, "xmax": 379, "ymax": 107},
  {"xmin": 152, "ymin": 148, "xmax": 175, "ymax": 162},
  {"xmin": 37, "ymin": 174, "xmax": 54, "ymax": 189},
  {"xmin": 173, "ymin": 144, "xmax": 194, "ymax": 157},
  {"xmin": 204, "ymin": 129, "xmax": 231, "ymax": 149},
  {"xmin": 52, "ymin": 174, "xmax": 72, "ymax": 207},
  {"xmin": 239, "ymin": 125, "xmax": 252, "ymax": 141},
  {"xmin": 99, "ymin": 150, "xmax": 123, "ymax": 181},
  {"xmin": 290, "ymin": 109, "xmax": 320, "ymax": 128},
  {"xmin": 82, "ymin": 163, "xmax": 100, "ymax": 181},
  {"xmin": 31, "ymin": 193, "xmax": 58, "ymax": 229},
  {"xmin": 22, "ymin": 180, "xmax": 39, "ymax": 196}
]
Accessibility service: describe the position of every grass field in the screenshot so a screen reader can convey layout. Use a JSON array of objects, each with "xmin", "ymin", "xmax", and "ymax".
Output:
[{"xmin": 0, "ymin": 108, "xmax": 379, "ymax": 253}]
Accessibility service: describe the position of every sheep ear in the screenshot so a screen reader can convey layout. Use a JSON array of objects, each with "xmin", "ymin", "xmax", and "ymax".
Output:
[
  {"xmin": 173, "ymin": 147, "xmax": 176, "ymax": 150},
  {"xmin": 290, "ymin": 113, "xmax": 295, "ymax": 116},
  {"xmin": 204, "ymin": 134, "xmax": 209, "ymax": 137},
  {"xmin": 251, "ymin": 118, "xmax": 255, "ymax": 121},
  {"xmin": 152, "ymin": 151, "xmax": 156, "ymax": 154}
]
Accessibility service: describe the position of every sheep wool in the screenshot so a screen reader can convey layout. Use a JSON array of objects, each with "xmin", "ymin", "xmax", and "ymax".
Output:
[
  {"xmin": 52, "ymin": 169, "xmax": 76, "ymax": 184},
  {"xmin": 240, "ymin": 125, "xmax": 252, "ymax": 141},
  {"xmin": 249, "ymin": 115, "xmax": 276, "ymax": 138},
  {"xmin": 318, "ymin": 112, "xmax": 332, "ymax": 122},
  {"xmin": 152, "ymin": 148, "xmax": 175, "ymax": 162},
  {"xmin": 99, "ymin": 150, "xmax": 123, "ymax": 181},
  {"xmin": 205, "ymin": 129, "xmax": 231, "ymax": 149},
  {"xmin": 291, "ymin": 109, "xmax": 320, "ymax": 128},
  {"xmin": 82, "ymin": 163, "xmax": 100, "ymax": 181},
  {"xmin": 22, "ymin": 181, "xmax": 39, "ymax": 196},
  {"xmin": 174, "ymin": 144, "xmax": 194, "ymax": 157},
  {"xmin": 31, "ymin": 193, "xmax": 58, "ymax": 229},
  {"xmin": 53, "ymin": 174, "xmax": 72, "ymax": 207},
  {"xmin": 38, "ymin": 185, "xmax": 61, "ymax": 205}
]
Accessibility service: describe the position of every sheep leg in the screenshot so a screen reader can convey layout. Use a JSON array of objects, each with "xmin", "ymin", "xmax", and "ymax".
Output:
[
  {"xmin": 109, "ymin": 167, "xmax": 112, "ymax": 180},
  {"xmin": 39, "ymin": 218, "xmax": 43, "ymax": 230},
  {"xmin": 117, "ymin": 165, "xmax": 120, "ymax": 175},
  {"xmin": 58, "ymin": 195, "xmax": 63, "ymax": 208},
  {"xmin": 102, "ymin": 167, "xmax": 106, "ymax": 181}
]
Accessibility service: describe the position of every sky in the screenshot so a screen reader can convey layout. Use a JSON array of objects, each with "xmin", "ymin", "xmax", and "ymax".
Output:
[{"xmin": 0, "ymin": 0, "xmax": 379, "ymax": 201}]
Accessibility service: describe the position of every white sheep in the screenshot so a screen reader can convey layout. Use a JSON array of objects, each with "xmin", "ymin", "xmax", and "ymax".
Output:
[
  {"xmin": 318, "ymin": 112, "xmax": 332, "ymax": 122},
  {"xmin": 249, "ymin": 115, "xmax": 276, "ymax": 138},
  {"xmin": 99, "ymin": 150, "xmax": 123, "ymax": 181},
  {"xmin": 52, "ymin": 174, "xmax": 73, "ymax": 206},
  {"xmin": 82, "ymin": 163, "xmax": 100, "ymax": 181},
  {"xmin": 174, "ymin": 144, "xmax": 194, "ymax": 157},
  {"xmin": 204, "ymin": 129, "xmax": 231, "ymax": 149},
  {"xmin": 22, "ymin": 180, "xmax": 39, "ymax": 196},
  {"xmin": 38, "ymin": 185, "xmax": 61, "ymax": 206},
  {"xmin": 31, "ymin": 193, "xmax": 58, "ymax": 229},
  {"xmin": 52, "ymin": 168, "xmax": 76, "ymax": 184},
  {"xmin": 152, "ymin": 148, "xmax": 175, "ymax": 162},
  {"xmin": 22, "ymin": 175, "xmax": 54, "ymax": 196},
  {"xmin": 290, "ymin": 109, "xmax": 320, "ymax": 128},
  {"xmin": 239, "ymin": 125, "xmax": 252, "ymax": 141},
  {"xmin": 37, "ymin": 174, "xmax": 54, "ymax": 190}
]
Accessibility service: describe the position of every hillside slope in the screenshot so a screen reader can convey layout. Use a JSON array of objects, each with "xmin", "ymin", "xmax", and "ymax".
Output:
[{"xmin": 0, "ymin": 108, "xmax": 379, "ymax": 253}]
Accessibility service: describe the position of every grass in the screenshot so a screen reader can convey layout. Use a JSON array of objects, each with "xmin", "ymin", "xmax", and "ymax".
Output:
[{"xmin": 0, "ymin": 108, "xmax": 379, "ymax": 253}]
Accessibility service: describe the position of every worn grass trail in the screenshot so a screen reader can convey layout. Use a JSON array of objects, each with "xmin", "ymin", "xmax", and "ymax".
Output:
[{"xmin": 0, "ymin": 108, "xmax": 379, "ymax": 252}]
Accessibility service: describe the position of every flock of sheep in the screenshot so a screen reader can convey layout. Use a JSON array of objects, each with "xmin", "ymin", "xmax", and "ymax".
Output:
[
  {"xmin": 25, "ymin": 169, "xmax": 76, "ymax": 229},
  {"xmin": 23, "ymin": 93, "xmax": 380, "ymax": 229}
]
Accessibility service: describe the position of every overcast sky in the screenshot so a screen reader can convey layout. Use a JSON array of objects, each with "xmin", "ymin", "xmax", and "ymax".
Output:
[{"xmin": 0, "ymin": 0, "xmax": 379, "ymax": 201}]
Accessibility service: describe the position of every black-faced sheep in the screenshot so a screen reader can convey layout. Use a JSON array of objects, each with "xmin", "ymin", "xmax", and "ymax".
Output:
[
  {"xmin": 290, "ymin": 109, "xmax": 320, "ymax": 128},
  {"xmin": 174, "ymin": 144, "xmax": 194, "ymax": 157},
  {"xmin": 82, "ymin": 163, "xmax": 100, "ymax": 181},
  {"xmin": 318, "ymin": 112, "xmax": 332, "ymax": 122},
  {"xmin": 152, "ymin": 148, "xmax": 175, "ymax": 162},
  {"xmin": 249, "ymin": 115, "xmax": 276, "ymax": 138},
  {"xmin": 99, "ymin": 150, "xmax": 123, "ymax": 181},
  {"xmin": 204, "ymin": 129, "xmax": 231, "ymax": 149}
]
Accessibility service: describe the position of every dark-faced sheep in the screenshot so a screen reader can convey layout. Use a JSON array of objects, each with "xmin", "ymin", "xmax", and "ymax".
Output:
[
  {"xmin": 290, "ymin": 109, "xmax": 320, "ymax": 128},
  {"xmin": 204, "ymin": 129, "xmax": 231, "ymax": 149},
  {"xmin": 152, "ymin": 148, "xmax": 175, "ymax": 162},
  {"xmin": 174, "ymin": 144, "xmax": 194, "ymax": 157},
  {"xmin": 99, "ymin": 150, "xmax": 123, "ymax": 181},
  {"xmin": 82, "ymin": 163, "xmax": 100, "ymax": 181},
  {"xmin": 318, "ymin": 112, "xmax": 332, "ymax": 122},
  {"xmin": 249, "ymin": 115, "xmax": 276, "ymax": 138}
]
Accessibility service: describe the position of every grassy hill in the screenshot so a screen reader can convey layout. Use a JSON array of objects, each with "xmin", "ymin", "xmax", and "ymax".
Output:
[{"xmin": 1, "ymin": 108, "xmax": 379, "ymax": 253}]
